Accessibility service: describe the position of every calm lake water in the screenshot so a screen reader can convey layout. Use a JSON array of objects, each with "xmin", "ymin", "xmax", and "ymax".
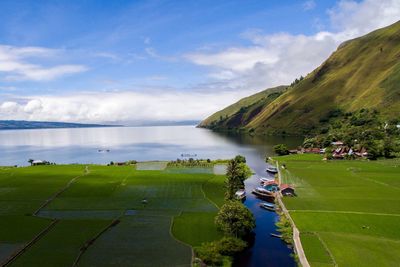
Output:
[{"xmin": 0, "ymin": 125, "xmax": 303, "ymax": 266}]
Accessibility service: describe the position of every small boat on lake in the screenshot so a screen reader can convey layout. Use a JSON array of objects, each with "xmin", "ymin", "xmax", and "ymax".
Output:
[
  {"xmin": 260, "ymin": 177, "xmax": 274, "ymax": 183},
  {"xmin": 266, "ymin": 166, "xmax": 278, "ymax": 174},
  {"xmin": 235, "ymin": 189, "xmax": 246, "ymax": 200},
  {"xmin": 260, "ymin": 202, "xmax": 275, "ymax": 211},
  {"xmin": 252, "ymin": 187, "xmax": 275, "ymax": 198}
]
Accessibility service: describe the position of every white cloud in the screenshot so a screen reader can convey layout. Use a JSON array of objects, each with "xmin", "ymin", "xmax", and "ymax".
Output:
[
  {"xmin": 303, "ymin": 0, "xmax": 316, "ymax": 11},
  {"xmin": 0, "ymin": 90, "xmax": 254, "ymax": 123},
  {"xmin": 0, "ymin": 45, "xmax": 87, "ymax": 81},
  {"xmin": 185, "ymin": 0, "xmax": 400, "ymax": 91},
  {"xmin": 0, "ymin": 101, "xmax": 19, "ymax": 113}
]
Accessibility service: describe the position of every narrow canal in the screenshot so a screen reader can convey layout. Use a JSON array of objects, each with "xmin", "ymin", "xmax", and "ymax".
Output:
[{"xmin": 231, "ymin": 144, "xmax": 296, "ymax": 267}]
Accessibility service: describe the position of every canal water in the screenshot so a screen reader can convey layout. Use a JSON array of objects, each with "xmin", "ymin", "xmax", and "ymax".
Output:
[{"xmin": 0, "ymin": 125, "xmax": 303, "ymax": 266}]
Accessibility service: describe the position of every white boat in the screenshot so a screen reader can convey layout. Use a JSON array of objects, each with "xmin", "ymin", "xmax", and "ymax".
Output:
[
  {"xmin": 235, "ymin": 189, "xmax": 246, "ymax": 200},
  {"xmin": 252, "ymin": 187, "xmax": 275, "ymax": 198},
  {"xmin": 260, "ymin": 202, "xmax": 275, "ymax": 211},
  {"xmin": 266, "ymin": 166, "xmax": 278, "ymax": 174}
]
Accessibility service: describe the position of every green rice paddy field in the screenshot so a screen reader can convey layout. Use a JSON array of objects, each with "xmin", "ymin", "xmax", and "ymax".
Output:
[
  {"xmin": 277, "ymin": 154, "xmax": 400, "ymax": 267},
  {"xmin": 0, "ymin": 163, "xmax": 226, "ymax": 267}
]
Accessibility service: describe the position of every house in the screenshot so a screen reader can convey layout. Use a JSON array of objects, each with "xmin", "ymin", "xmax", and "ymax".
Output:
[
  {"xmin": 354, "ymin": 147, "xmax": 368, "ymax": 157},
  {"xmin": 332, "ymin": 146, "xmax": 350, "ymax": 159},
  {"xmin": 331, "ymin": 141, "xmax": 344, "ymax": 146},
  {"xmin": 280, "ymin": 184, "xmax": 295, "ymax": 196},
  {"xmin": 32, "ymin": 160, "xmax": 46, "ymax": 166}
]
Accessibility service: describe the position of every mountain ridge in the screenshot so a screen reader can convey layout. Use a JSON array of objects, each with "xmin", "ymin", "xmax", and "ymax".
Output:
[{"xmin": 199, "ymin": 20, "xmax": 400, "ymax": 135}]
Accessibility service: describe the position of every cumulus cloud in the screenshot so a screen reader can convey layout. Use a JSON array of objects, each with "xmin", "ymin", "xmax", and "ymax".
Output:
[
  {"xmin": 0, "ymin": 45, "xmax": 87, "ymax": 81},
  {"xmin": 1, "ymin": 0, "xmax": 399, "ymax": 123},
  {"xmin": 0, "ymin": 90, "xmax": 253, "ymax": 123},
  {"xmin": 185, "ymin": 0, "xmax": 400, "ymax": 92}
]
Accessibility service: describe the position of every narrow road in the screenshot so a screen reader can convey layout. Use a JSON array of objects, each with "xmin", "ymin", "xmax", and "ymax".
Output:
[{"xmin": 275, "ymin": 161, "xmax": 310, "ymax": 267}]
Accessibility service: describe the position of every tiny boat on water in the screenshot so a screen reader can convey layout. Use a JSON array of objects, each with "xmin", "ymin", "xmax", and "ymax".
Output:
[
  {"xmin": 260, "ymin": 177, "xmax": 274, "ymax": 183},
  {"xmin": 266, "ymin": 166, "xmax": 278, "ymax": 174},
  {"xmin": 252, "ymin": 187, "xmax": 275, "ymax": 198},
  {"xmin": 235, "ymin": 189, "xmax": 246, "ymax": 200},
  {"xmin": 260, "ymin": 202, "xmax": 275, "ymax": 211}
]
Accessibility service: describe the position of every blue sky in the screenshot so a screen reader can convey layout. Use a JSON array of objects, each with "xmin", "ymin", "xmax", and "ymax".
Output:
[{"xmin": 0, "ymin": 0, "xmax": 399, "ymax": 123}]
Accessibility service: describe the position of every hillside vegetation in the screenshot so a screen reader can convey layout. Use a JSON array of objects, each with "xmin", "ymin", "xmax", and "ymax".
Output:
[
  {"xmin": 198, "ymin": 85, "xmax": 288, "ymax": 131},
  {"xmin": 199, "ymin": 21, "xmax": 400, "ymax": 135}
]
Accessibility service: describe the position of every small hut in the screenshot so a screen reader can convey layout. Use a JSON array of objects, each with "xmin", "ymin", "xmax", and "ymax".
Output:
[{"xmin": 280, "ymin": 184, "xmax": 295, "ymax": 196}]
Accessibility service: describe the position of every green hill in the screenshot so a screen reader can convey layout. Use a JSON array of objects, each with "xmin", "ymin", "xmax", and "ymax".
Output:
[
  {"xmin": 198, "ymin": 85, "xmax": 288, "ymax": 130},
  {"xmin": 199, "ymin": 21, "xmax": 400, "ymax": 135}
]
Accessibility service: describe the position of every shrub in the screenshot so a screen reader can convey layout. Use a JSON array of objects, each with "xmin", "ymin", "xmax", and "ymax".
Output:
[
  {"xmin": 195, "ymin": 242, "xmax": 223, "ymax": 266},
  {"xmin": 273, "ymin": 144, "xmax": 289, "ymax": 156},
  {"xmin": 217, "ymin": 237, "xmax": 247, "ymax": 256}
]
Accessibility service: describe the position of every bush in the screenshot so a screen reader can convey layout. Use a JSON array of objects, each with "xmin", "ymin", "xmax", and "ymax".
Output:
[
  {"xmin": 217, "ymin": 237, "xmax": 247, "ymax": 256},
  {"xmin": 273, "ymin": 144, "xmax": 289, "ymax": 156},
  {"xmin": 195, "ymin": 242, "xmax": 223, "ymax": 266}
]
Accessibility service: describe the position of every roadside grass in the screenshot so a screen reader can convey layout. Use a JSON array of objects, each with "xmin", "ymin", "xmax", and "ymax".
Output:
[
  {"xmin": 299, "ymin": 233, "xmax": 333, "ymax": 267},
  {"xmin": 10, "ymin": 220, "xmax": 109, "ymax": 267},
  {"xmin": 0, "ymin": 164, "xmax": 226, "ymax": 266},
  {"xmin": 276, "ymin": 154, "xmax": 400, "ymax": 266},
  {"xmin": 172, "ymin": 212, "xmax": 223, "ymax": 246}
]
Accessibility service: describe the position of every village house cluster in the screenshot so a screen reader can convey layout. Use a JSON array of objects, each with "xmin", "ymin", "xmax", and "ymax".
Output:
[{"xmin": 289, "ymin": 141, "xmax": 369, "ymax": 159}]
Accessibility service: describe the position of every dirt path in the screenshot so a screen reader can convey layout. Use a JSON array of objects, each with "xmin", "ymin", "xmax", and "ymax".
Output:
[
  {"xmin": 1, "ymin": 220, "xmax": 59, "ymax": 267},
  {"xmin": 33, "ymin": 166, "xmax": 90, "ymax": 216},
  {"xmin": 275, "ymin": 161, "xmax": 310, "ymax": 267}
]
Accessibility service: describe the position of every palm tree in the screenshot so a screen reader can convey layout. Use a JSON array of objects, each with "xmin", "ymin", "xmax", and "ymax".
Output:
[{"xmin": 28, "ymin": 159, "xmax": 34, "ymax": 166}]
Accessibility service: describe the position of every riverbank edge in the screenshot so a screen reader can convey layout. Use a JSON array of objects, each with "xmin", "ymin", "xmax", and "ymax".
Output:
[{"xmin": 270, "ymin": 157, "xmax": 310, "ymax": 267}]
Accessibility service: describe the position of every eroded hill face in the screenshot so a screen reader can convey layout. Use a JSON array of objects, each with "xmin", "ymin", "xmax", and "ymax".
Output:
[{"xmin": 200, "ymin": 21, "xmax": 400, "ymax": 135}]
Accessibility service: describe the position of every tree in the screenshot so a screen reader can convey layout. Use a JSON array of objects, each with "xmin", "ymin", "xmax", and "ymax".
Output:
[
  {"xmin": 273, "ymin": 144, "xmax": 289, "ymax": 156},
  {"xmin": 234, "ymin": 155, "xmax": 246, "ymax": 163},
  {"xmin": 225, "ymin": 160, "xmax": 252, "ymax": 200},
  {"xmin": 28, "ymin": 159, "xmax": 34, "ymax": 166},
  {"xmin": 215, "ymin": 201, "xmax": 255, "ymax": 238}
]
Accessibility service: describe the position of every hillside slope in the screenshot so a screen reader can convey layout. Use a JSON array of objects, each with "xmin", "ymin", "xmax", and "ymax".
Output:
[
  {"xmin": 198, "ymin": 85, "xmax": 288, "ymax": 130},
  {"xmin": 200, "ymin": 21, "xmax": 400, "ymax": 135}
]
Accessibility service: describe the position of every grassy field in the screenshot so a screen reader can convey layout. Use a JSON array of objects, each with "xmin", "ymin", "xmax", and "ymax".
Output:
[
  {"xmin": 276, "ymin": 154, "xmax": 400, "ymax": 267},
  {"xmin": 0, "ymin": 163, "xmax": 227, "ymax": 266}
]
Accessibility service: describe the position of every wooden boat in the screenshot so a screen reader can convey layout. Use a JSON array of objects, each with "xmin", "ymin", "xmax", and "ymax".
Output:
[
  {"xmin": 266, "ymin": 166, "xmax": 278, "ymax": 174},
  {"xmin": 260, "ymin": 202, "xmax": 275, "ymax": 211},
  {"xmin": 235, "ymin": 189, "xmax": 246, "ymax": 200},
  {"xmin": 260, "ymin": 177, "xmax": 274, "ymax": 183},
  {"xmin": 252, "ymin": 187, "xmax": 275, "ymax": 198}
]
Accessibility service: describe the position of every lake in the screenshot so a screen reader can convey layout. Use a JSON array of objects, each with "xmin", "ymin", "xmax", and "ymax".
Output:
[{"xmin": 0, "ymin": 125, "xmax": 303, "ymax": 266}]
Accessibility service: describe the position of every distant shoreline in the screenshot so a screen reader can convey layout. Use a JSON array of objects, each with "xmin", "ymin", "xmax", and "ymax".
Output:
[{"xmin": 0, "ymin": 120, "xmax": 121, "ymax": 131}]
